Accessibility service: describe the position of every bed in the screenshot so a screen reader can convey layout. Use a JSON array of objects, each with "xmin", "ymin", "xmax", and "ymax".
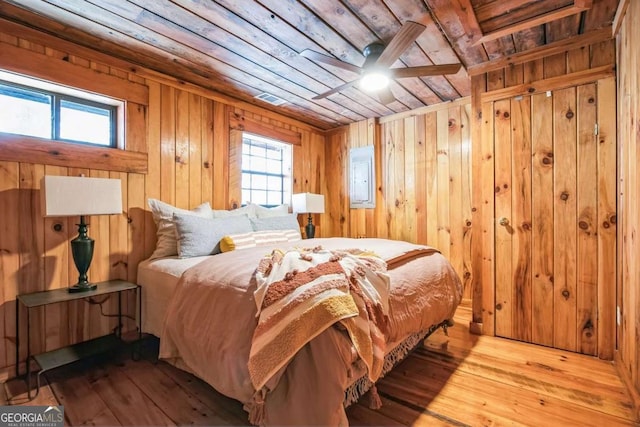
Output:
[{"xmin": 138, "ymin": 236, "xmax": 462, "ymax": 425}]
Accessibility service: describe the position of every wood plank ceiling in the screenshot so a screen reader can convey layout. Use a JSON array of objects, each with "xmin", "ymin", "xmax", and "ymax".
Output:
[{"xmin": 0, "ymin": 0, "xmax": 619, "ymax": 130}]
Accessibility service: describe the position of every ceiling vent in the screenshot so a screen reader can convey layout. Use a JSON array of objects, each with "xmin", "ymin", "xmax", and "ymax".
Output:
[{"xmin": 255, "ymin": 92, "xmax": 287, "ymax": 106}]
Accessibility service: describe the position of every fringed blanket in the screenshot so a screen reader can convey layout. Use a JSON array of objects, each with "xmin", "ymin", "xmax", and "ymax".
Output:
[{"xmin": 248, "ymin": 246, "xmax": 390, "ymax": 397}]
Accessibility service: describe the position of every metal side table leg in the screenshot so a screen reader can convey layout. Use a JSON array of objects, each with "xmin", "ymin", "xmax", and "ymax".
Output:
[
  {"xmin": 15, "ymin": 299, "xmax": 19, "ymax": 378},
  {"xmin": 26, "ymin": 307, "xmax": 31, "ymax": 400},
  {"xmin": 34, "ymin": 368, "xmax": 43, "ymax": 399}
]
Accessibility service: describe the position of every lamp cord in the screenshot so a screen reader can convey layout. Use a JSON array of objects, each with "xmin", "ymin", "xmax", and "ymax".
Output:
[{"xmin": 85, "ymin": 296, "xmax": 137, "ymax": 333}]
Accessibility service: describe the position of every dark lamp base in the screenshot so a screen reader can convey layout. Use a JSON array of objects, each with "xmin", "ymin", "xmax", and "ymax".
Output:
[
  {"xmin": 68, "ymin": 283, "xmax": 97, "ymax": 293},
  {"xmin": 70, "ymin": 215, "xmax": 96, "ymax": 294},
  {"xmin": 305, "ymin": 213, "xmax": 316, "ymax": 239}
]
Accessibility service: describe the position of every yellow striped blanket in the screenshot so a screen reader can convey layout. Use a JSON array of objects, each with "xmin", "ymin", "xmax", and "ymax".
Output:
[{"xmin": 248, "ymin": 246, "xmax": 390, "ymax": 393}]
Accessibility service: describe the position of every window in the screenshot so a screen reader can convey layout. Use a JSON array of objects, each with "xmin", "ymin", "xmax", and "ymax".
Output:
[
  {"xmin": 241, "ymin": 133, "xmax": 292, "ymax": 206},
  {"xmin": 0, "ymin": 78, "xmax": 117, "ymax": 147}
]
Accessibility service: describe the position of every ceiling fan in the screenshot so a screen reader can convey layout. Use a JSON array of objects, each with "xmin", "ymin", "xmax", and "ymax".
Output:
[{"xmin": 300, "ymin": 21, "xmax": 461, "ymax": 105}]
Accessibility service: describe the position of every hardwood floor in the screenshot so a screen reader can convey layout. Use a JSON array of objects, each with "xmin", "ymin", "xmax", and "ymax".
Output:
[{"xmin": 3, "ymin": 305, "xmax": 638, "ymax": 426}]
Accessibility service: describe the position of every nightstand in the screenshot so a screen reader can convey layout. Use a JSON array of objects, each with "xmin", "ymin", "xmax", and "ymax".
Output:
[{"xmin": 16, "ymin": 279, "xmax": 141, "ymax": 398}]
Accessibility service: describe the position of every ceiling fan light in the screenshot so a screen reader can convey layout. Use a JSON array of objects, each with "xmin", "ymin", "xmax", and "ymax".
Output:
[{"xmin": 360, "ymin": 71, "xmax": 390, "ymax": 92}]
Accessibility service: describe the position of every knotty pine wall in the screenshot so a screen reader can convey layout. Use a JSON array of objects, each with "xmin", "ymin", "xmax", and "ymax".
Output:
[
  {"xmin": 322, "ymin": 100, "xmax": 473, "ymax": 300},
  {"xmin": 320, "ymin": 41, "xmax": 619, "ymax": 357},
  {"xmin": 616, "ymin": 0, "xmax": 640, "ymax": 408},
  {"xmin": 0, "ymin": 26, "xmax": 325, "ymax": 376},
  {"xmin": 469, "ymin": 39, "xmax": 617, "ymax": 358}
]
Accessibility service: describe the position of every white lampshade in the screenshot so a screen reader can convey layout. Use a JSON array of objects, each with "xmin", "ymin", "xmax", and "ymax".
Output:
[
  {"xmin": 41, "ymin": 175, "xmax": 122, "ymax": 217},
  {"xmin": 292, "ymin": 193, "xmax": 325, "ymax": 214}
]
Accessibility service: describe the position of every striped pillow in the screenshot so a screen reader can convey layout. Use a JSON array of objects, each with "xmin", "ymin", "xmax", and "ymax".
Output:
[{"xmin": 220, "ymin": 229, "xmax": 302, "ymax": 252}]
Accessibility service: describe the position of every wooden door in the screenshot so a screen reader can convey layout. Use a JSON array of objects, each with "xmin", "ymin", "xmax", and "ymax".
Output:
[{"xmin": 489, "ymin": 81, "xmax": 616, "ymax": 356}]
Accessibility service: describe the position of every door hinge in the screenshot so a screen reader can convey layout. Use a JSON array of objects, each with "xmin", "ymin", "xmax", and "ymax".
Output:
[{"xmin": 594, "ymin": 123, "xmax": 599, "ymax": 136}]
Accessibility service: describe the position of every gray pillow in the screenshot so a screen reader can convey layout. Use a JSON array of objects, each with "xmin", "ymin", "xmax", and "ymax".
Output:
[
  {"xmin": 173, "ymin": 213, "xmax": 252, "ymax": 258},
  {"xmin": 148, "ymin": 199, "xmax": 212, "ymax": 259},
  {"xmin": 250, "ymin": 214, "xmax": 300, "ymax": 232}
]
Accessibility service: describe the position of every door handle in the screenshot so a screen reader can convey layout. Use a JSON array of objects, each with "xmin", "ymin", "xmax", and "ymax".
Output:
[{"xmin": 499, "ymin": 217, "xmax": 510, "ymax": 226}]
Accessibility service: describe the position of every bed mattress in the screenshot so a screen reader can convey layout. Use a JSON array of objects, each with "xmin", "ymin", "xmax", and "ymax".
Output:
[{"xmin": 137, "ymin": 255, "xmax": 210, "ymax": 337}]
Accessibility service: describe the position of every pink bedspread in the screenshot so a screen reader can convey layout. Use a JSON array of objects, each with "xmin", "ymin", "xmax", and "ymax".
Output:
[{"xmin": 159, "ymin": 238, "xmax": 462, "ymax": 425}]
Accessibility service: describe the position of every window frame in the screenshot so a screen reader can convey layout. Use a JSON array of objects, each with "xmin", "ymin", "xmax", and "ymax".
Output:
[
  {"xmin": 241, "ymin": 132, "xmax": 292, "ymax": 207},
  {"xmin": 0, "ymin": 47, "xmax": 149, "ymax": 173},
  {"xmin": 0, "ymin": 78, "xmax": 117, "ymax": 148}
]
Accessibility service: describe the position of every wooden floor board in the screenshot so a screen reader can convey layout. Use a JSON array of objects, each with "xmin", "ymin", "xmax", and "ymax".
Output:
[
  {"xmin": 378, "ymin": 375, "xmax": 524, "ymax": 426},
  {"xmin": 383, "ymin": 362, "xmax": 633, "ymax": 427},
  {"xmin": 1, "ymin": 304, "xmax": 637, "ymax": 426},
  {"xmin": 435, "ymin": 340, "xmax": 624, "ymax": 386},
  {"xmin": 155, "ymin": 358, "xmax": 247, "ymax": 424},
  {"xmin": 413, "ymin": 348, "xmax": 633, "ymax": 419},
  {"xmin": 346, "ymin": 402, "xmax": 406, "ymax": 426},
  {"xmin": 87, "ymin": 362, "xmax": 176, "ymax": 426},
  {"xmin": 3, "ymin": 375, "xmax": 59, "ymax": 407},
  {"xmin": 120, "ymin": 358, "xmax": 231, "ymax": 426},
  {"xmin": 47, "ymin": 367, "xmax": 121, "ymax": 426},
  {"xmin": 365, "ymin": 396, "xmax": 465, "ymax": 427}
]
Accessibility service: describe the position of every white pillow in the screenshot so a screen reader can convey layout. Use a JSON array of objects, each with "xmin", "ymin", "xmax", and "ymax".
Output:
[
  {"xmin": 252, "ymin": 203, "xmax": 290, "ymax": 218},
  {"xmin": 148, "ymin": 199, "xmax": 212, "ymax": 259},
  {"xmin": 211, "ymin": 204, "xmax": 257, "ymax": 219}
]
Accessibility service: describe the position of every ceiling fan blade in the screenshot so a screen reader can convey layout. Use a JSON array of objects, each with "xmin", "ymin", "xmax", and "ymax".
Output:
[
  {"xmin": 375, "ymin": 21, "xmax": 426, "ymax": 68},
  {"xmin": 377, "ymin": 87, "xmax": 396, "ymax": 105},
  {"xmin": 312, "ymin": 79, "xmax": 360, "ymax": 100},
  {"xmin": 300, "ymin": 49, "xmax": 362, "ymax": 74},
  {"xmin": 390, "ymin": 63, "xmax": 462, "ymax": 78}
]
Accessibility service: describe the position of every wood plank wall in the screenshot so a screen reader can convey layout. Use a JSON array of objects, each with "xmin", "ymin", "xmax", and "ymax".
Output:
[
  {"xmin": 616, "ymin": 0, "xmax": 640, "ymax": 411},
  {"xmin": 469, "ymin": 40, "xmax": 618, "ymax": 358},
  {"xmin": 322, "ymin": 101, "xmax": 473, "ymax": 300},
  {"xmin": 0, "ymin": 26, "xmax": 325, "ymax": 377}
]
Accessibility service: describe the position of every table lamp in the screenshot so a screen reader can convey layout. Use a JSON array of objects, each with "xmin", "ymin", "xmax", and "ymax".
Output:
[
  {"xmin": 292, "ymin": 193, "xmax": 325, "ymax": 239},
  {"xmin": 41, "ymin": 175, "xmax": 122, "ymax": 293}
]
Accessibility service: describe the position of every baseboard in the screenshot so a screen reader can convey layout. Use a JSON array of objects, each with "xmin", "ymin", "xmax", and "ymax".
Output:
[
  {"xmin": 468, "ymin": 321, "xmax": 483, "ymax": 335},
  {"xmin": 614, "ymin": 350, "xmax": 640, "ymax": 422}
]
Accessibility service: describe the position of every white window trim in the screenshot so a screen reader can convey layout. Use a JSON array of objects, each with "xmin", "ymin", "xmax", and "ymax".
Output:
[{"xmin": 241, "ymin": 132, "xmax": 292, "ymax": 207}]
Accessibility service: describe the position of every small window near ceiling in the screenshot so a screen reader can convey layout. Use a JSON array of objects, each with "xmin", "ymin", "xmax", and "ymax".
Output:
[
  {"xmin": 241, "ymin": 133, "xmax": 292, "ymax": 207},
  {"xmin": 0, "ymin": 74, "xmax": 117, "ymax": 147}
]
